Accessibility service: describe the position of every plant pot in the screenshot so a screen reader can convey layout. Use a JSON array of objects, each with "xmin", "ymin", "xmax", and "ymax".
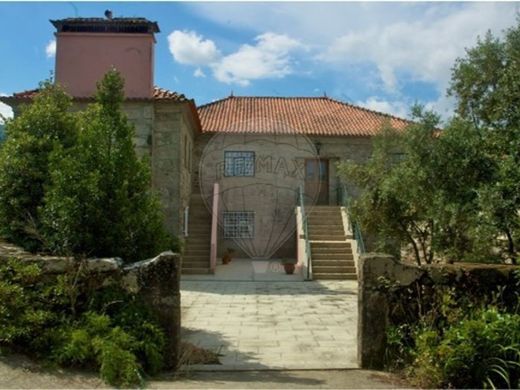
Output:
[
  {"xmin": 283, "ymin": 263, "xmax": 295, "ymax": 275},
  {"xmin": 222, "ymin": 254, "xmax": 231, "ymax": 265}
]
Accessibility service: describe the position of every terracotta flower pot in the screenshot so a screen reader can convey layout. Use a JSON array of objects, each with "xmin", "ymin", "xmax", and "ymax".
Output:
[{"xmin": 283, "ymin": 263, "xmax": 295, "ymax": 274}]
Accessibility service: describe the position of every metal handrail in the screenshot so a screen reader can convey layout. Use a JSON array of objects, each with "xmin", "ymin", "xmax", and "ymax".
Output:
[
  {"xmin": 183, "ymin": 206, "xmax": 189, "ymax": 237},
  {"xmin": 298, "ymin": 185, "xmax": 312, "ymax": 280},
  {"xmin": 338, "ymin": 183, "xmax": 366, "ymax": 254}
]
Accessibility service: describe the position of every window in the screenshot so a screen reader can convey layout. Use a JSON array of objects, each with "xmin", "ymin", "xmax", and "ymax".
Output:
[
  {"xmin": 223, "ymin": 211, "xmax": 255, "ymax": 239},
  {"xmin": 224, "ymin": 151, "xmax": 255, "ymax": 177}
]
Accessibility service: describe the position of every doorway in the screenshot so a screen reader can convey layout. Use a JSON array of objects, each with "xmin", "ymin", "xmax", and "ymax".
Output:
[{"xmin": 305, "ymin": 159, "xmax": 329, "ymax": 205}]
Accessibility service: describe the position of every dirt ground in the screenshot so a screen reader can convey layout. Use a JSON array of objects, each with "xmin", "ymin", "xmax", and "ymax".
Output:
[{"xmin": 0, "ymin": 353, "xmax": 411, "ymax": 389}]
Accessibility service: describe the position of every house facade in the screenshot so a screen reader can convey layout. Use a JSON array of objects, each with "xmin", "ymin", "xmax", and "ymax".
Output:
[{"xmin": 1, "ymin": 16, "xmax": 409, "ymax": 279}]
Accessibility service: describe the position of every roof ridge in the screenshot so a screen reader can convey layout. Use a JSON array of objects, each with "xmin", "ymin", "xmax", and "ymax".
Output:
[
  {"xmin": 324, "ymin": 96, "xmax": 410, "ymax": 123},
  {"xmin": 197, "ymin": 95, "xmax": 410, "ymax": 123}
]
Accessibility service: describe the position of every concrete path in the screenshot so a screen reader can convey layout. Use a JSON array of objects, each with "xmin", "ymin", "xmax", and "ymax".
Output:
[{"xmin": 181, "ymin": 280, "xmax": 358, "ymax": 370}]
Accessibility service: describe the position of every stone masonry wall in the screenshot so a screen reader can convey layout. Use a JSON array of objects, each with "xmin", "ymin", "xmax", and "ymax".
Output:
[
  {"xmin": 193, "ymin": 133, "xmax": 373, "ymax": 259},
  {"xmin": 152, "ymin": 102, "xmax": 196, "ymax": 237},
  {"xmin": 0, "ymin": 240, "xmax": 182, "ymax": 369},
  {"xmin": 358, "ymin": 253, "xmax": 520, "ymax": 369}
]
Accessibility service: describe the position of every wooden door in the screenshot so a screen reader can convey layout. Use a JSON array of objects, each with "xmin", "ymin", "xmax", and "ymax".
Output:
[{"xmin": 305, "ymin": 159, "xmax": 329, "ymax": 205}]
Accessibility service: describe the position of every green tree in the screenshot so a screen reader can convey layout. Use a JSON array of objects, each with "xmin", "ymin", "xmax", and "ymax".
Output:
[
  {"xmin": 450, "ymin": 22, "xmax": 520, "ymax": 263},
  {"xmin": 339, "ymin": 109, "xmax": 441, "ymax": 265},
  {"xmin": 41, "ymin": 70, "xmax": 171, "ymax": 261},
  {"xmin": 0, "ymin": 82, "xmax": 77, "ymax": 251}
]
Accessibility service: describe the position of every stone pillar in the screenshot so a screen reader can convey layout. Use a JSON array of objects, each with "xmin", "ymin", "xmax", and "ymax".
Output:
[
  {"xmin": 357, "ymin": 253, "xmax": 423, "ymax": 369},
  {"xmin": 123, "ymin": 251, "xmax": 181, "ymax": 369}
]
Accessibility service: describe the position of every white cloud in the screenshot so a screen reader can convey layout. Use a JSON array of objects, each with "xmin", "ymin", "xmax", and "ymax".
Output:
[
  {"xmin": 211, "ymin": 33, "xmax": 304, "ymax": 86},
  {"xmin": 357, "ymin": 97, "xmax": 410, "ymax": 119},
  {"xmin": 194, "ymin": 68, "xmax": 206, "ymax": 78},
  {"xmin": 188, "ymin": 2, "xmax": 518, "ymax": 115},
  {"xmin": 167, "ymin": 30, "xmax": 220, "ymax": 66},
  {"xmin": 45, "ymin": 39, "xmax": 56, "ymax": 58},
  {"xmin": 320, "ymin": 3, "xmax": 516, "ymax": 93},
  {"xmin": 168, "ymin": 30, "xmax": 304, "ymax": 86},
  {"xmin": 0, "ymin": 94, "xmax": 13, "ymax": 123}
]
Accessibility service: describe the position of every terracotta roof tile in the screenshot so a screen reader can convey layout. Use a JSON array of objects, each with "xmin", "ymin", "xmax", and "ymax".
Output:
[
  {"xmin": 198, "ymin": 96, "xmax": 410, "ymax": 137},
  {"xmin": 2, "ymin": 87, "xmax": 188, "ymax": 102}
]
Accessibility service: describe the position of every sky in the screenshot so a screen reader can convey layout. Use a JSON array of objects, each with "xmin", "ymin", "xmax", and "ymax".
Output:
[{"xmin": 0, "ymin": 1, "xmax": 519, "ymax": 123}]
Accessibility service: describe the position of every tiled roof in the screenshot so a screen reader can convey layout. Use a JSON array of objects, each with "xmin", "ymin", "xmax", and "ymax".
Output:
[
  {"xmin": 198, "ymin": 96, "xmax": 410, "ymax": 137},
  {"xmin": 1, "ymin": 87, "xmax": 188, "ymax": 102}
]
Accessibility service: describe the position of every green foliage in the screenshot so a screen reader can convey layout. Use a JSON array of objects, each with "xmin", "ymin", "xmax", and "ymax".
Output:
[
  {"xmin": 40, "ymin": 69, "xmax": 171, "ymax": 261},
  {"xmin": 0, "ymin": 81, "xmax": 76, "ymax": 251},
  {"xmin": 339, "ymin": 20, "xmax": 520, "ymax": 264},
  {"xmin": 0, "ymin": 258, "xmax": 167, "ymax": 387},
  {"xmin": 449, "ymin": 23, "xmax": 520, "ymax": 263},
  {"xmin": 409, "ymin": 309, "xmax": 520, "ymax": 389}
]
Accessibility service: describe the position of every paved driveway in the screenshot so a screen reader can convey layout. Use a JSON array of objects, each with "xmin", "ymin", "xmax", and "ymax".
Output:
[{"xmin": 181, "ymin": 280, "xmax": 358, "ymax": 370}]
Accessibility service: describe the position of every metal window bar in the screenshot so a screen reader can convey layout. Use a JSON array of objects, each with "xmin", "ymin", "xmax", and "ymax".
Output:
[
  {"xmin": 223, "ymin": 211, "xmax": 255, "ymax": 239},
  {"xmin": 224, "ymin": 152, "xmax": 255, "ymax": 177}
]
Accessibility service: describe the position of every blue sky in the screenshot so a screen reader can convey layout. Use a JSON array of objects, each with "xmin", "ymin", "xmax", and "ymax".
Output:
[{"xmin": 0, "ymin": 2, "xmax": 519, "ymax": 122}]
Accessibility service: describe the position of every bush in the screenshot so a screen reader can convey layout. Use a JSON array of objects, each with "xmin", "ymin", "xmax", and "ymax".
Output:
[
  {"xmin": 409, "ymin": 309, "xmax": 520, "ymax": 389},
  {"xmin": 40, "ymin": 69, "xmax": 171, "ymax": 262},
  {"xmin": 0, "ymin": 82, "xmax": 76, "ymax": 251},
  {"xmin": 0, "ymin": 258, "xmax": 167, "ymax": 387}
]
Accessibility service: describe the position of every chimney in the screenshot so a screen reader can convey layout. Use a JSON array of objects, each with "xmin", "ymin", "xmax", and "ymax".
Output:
[{"xmin": 51, "ymin": 14, "xmax": 159, "ymax": 99}]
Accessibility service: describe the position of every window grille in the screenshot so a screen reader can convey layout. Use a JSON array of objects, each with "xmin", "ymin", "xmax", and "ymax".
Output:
[
  {"xmin": 224, "ymin": 151, "xmax": 255, "ymax": 177},
  {"xmin": 223, "ymin": 211, "xmax": 255, "ymax": 238}
]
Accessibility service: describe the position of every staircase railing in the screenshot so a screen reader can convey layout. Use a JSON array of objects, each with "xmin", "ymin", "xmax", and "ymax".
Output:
[
  {"xmin": 337, "ymin": 183, "xmax": 366, "ymax": 255},
  {"xmin": 210, "ymin": 183, "xmax": 219, "ymax": 273},
  {"xmin": 298, "ymin": 185, "xmax": 313, "ymax": 280},
  {"xmin": 183, "ymin": 206, "xmax": 189, "ymax": 237}
]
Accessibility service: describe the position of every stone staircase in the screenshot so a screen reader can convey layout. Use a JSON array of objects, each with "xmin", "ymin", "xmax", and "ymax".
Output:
[
  {"xmin": 182, "ymin": 194, "xmax": 212, "ymax": 275},
  {"xmin": 307, "ymin": 206, "xmax": 357, "ymax": 280}
]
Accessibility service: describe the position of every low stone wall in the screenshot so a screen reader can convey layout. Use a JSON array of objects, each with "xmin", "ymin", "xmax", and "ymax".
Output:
[
  {"xmin": 358, "ymin": 253, "xmax": 519, "ymax": 369},
  {"xmin": 0, "ymin": 241, "xmax": 181, "ymax": 369}
]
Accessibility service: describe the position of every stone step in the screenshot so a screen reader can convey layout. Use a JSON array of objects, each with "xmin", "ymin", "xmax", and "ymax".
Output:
[
  {"xmin": 311, "ymin": 242, "xmax": 351, "ymax": 249},
  {"xmin": 308, "ymin": 229, "xmax": 345, "ymax": 235},
  {"xmin": 308, "ymin": 224, "xmax": 344, "ymax": 230},
  {"xmin": 181, "ymin": 268, "xmax": 212, "ymax": 275},
  {"xmin": 182, "ymin": 260, "xmax": 209, "ymax": 268},
  {"xmin": 312, "ymin": 265, "xmax": 356, "ymax": 273},
  {"xmin": 306, "ymin": 221, "xmax": 343, "ymax": 227},
  {"xmin": 308, "ymin": 235, "xmax": 347, "ymax": 241},
  {"xmin": 184, "ymin": 248, "xmax": 210, "ymax": 255},
  {"xmin": 312, "ymin": 253, "xmax": 354, "ymax": 261},
  {"xmin": 313, "ymin": 260, "xmax": 355, "ymax": 267},
  {"xmin": 313, "ymin": 272, "xmax": 357, "ymax": 280}
]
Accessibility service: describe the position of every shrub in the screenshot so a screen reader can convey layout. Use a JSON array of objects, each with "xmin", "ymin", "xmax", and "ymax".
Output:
[
  {"xmin": 0, "ymin": 81, "xmax": 76, "ymax": 251},
  {"xmin": 408, "ymin": 309, "xmax": 520, "ymax": 389},
  {"xmin": 0, "ymin": 258, "xmax": 167, "ymax": 387},
  {"xmin": 40, "ymin": 69, "xmax": 171, "ymax": 261}
]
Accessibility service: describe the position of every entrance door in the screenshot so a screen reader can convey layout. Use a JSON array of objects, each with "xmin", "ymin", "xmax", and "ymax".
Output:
[{"xmin": 305, "ymin": 159, "xmax": 329, "ymax": 205}]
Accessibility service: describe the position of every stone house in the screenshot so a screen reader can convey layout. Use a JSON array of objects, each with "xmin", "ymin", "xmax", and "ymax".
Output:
[{"xmin": 1, "ymin": 16, "xmax": 409, "ymax": 280}]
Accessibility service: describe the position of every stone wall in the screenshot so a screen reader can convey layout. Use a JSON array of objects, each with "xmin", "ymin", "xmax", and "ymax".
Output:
[
  {"xmin": 357, "ymin": 253, "xmax": 520, "ymax": 370},
  {"xmin": 0, "ymin": 241, "xmax": 181, "ymax": 369},
  {"xmin": 192, "ymin": 133, "xmax": 373, "ymax": 259},
  {"xmin": 152, "ymin": 101, "xmax": 197, "ymax": 237}
]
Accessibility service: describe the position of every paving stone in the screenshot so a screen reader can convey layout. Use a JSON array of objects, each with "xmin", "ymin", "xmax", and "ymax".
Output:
[{"xmin": 181, "ymin": 280, "xmax": 358, "ymax": 370}]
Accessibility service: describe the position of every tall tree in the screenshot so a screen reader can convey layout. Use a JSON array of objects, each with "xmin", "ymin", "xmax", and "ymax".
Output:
[
  {"xmin": 450, "ymin": 22, "xmax": 520, "ymax": 263},
  {"xmin": 41, "ymin": 70, "xmax": 171, "ymax": 261},
  {"xmin": 0, "ymin": 82, "xmax": 77, "ymax": 250}
]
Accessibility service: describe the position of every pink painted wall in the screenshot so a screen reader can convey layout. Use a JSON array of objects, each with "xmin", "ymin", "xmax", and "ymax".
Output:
[{"xmin": 55, "ymin": 33, "xmax": 154, "ymax": 98}]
